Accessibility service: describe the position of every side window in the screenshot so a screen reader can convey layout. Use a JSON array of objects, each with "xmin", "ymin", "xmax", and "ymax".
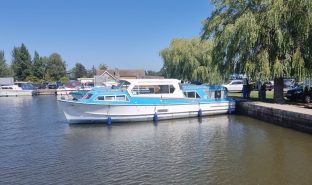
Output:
[
  {"xmin": 169, "ymin": 85, "xmax": 175, "ymax": 93},
  {"xmin": 184, "ymin": 91, "xmax": 200, "ymax": 99},
  {"xmin": 96, "ymin": 95, "xmax": 129, "ymax": 101},
  {"xmin": 131, "ymin": 85, "xmax": 151, "ymax": 94},
  {"xmin": 157, "ymin": 85, "xmax": 169, "ymax": 94},
  {"xmin": 116, "ymin": 95, "xmax": 127, "ymax": 101},
  {"xmin": 132, "ymin": 85, "xmax": 175, "ymax": 95},
  {"xmin": 188, "ymin": 91, "xmax": 196, "ymax": 98},
  {"xmin": 97, "ymin": 96, "xmax": 104, "ymax": 100},
  {"xmin": 205, "ymin": 90, "xmax": 214, "ymax": 99},
  {"xmin": 105, "ymin": 96, "xmax": 115, "ymax": 101},
  {"xmin": 215, "ymin": 90, "xmax": 221, "ymax": 99},
  {"xmin": 83, "ymin": 93, "xmax": 93, "ymax": 99},
  {"xmin": 232, "ymin": 81, "xmax": 242, "ymax": 85}
]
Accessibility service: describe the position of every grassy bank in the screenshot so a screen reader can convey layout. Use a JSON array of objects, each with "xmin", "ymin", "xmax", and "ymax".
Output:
[{"xmin": 228, "ymin": 90, "xmax": 274, "ymax": 99}]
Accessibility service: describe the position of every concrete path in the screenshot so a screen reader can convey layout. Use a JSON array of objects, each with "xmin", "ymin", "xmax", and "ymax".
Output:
[{"xmin": 245, "ymin": 101, "xmax": 312, "ymax": 115}]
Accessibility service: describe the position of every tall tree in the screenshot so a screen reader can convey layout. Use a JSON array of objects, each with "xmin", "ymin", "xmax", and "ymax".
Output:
[
  {"xmin": 72, "ymin": 63, "xmax": 87, "ymax": 79},
  {"xmin": 11, "ymin": 43, "xmax": 33, "ymax": 81},
  {"xmin": 32, "ymin": 51, "xmax": 45, "ymax": 80},
  {"xmin": 160, "ymin": 37, "xmax": 222, "ymax": 84},
  {"xmin": 45, "ymin": 53, "xmax": 67, "ymax": 81},
  {"xmin": 202, "ymin": 0, "xmax": 312, "ymax": 103},
  {"xmin": 0, "ymin": 51, "xmax": 12, "ymax": 77}
]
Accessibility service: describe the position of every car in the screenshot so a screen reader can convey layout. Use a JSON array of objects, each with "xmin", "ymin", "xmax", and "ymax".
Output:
[
  {"xmin": 263, "ymin": 81, "xmax": 274, "ymax": 91},
  {"xmin": 223, "ymin": 80, "xmax": 243, "ymax": 92},
  {"xmin": 47, "ymin": 82, "xmax": 57, "ymax": 89},
  {"xmin": 286, "ymin": 86, "xmax": 312, "ymax": 103},
  {"xmin": 283, "ymin": 78, "xmax": 295, "ymax": 92}
]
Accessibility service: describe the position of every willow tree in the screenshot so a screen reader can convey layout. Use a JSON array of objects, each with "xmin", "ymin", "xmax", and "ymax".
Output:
[
  {"xmin": 160, "ymin": 37, "xmax": 222, "ymax": 84},
  {"xmin": 202, "ymin": 0, "xmax": 312, "ymax": 103}
]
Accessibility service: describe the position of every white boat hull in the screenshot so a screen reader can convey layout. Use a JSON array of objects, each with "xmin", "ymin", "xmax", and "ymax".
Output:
[
  {"xmin": 0, "ymin": 89, "xmax": 35, "ymax": 97},
  {"xmin": 58, "ymin": 100, "xmax": 235, "ymax": 123}
]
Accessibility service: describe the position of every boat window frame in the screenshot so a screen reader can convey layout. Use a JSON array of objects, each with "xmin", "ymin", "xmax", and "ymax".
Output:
[
  {"xmin": 205, "ymin": 89, "xmax": 225, "ymax": 99},
  {"xmin": 131, "ymin": 84, "xmax": 176, "ymax": 95},
  {"xmin": 183, "ymin": 91, "xmax": 201, "ymax": 99},
  {"xmin": 83, "ymin": 93, "xmax": 93, "ymax": 99},
  {"xmin": 96, "ymin": 94, "xmax": 130, "ymax": 102}
]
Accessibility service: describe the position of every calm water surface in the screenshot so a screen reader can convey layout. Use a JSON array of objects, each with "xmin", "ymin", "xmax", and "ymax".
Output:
[{"xmin": 1, "ymin": 96, "xmax": 312, "ymax": 185}]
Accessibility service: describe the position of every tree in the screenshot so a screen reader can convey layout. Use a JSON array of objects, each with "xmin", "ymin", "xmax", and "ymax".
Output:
[
  {"xmin": 202, "ymin": 0, "xmax": 312, "ymax": 103},
  {"xmin": 86, "ymin": 65, "xmax": 96, "ymax": 78},
  {"xmin": 32, "ymin": 51, "xmax": 45, "ymax": 80},
  {"xmin": 11, "ymin": 43, "xmax": 33, "ymax": 81},
  {"xmin": 0, "ymin": 51, "xmax": 12, "ymax": 77},
  {"xmin": 60, "ymin": 76, "xmax": 69, "ymax": 83},
  {"xmin": 72, "ymin": 63, "xmax": 87, "ymax": 79},
  {"xmin": 145, "ymin": 70, "xmax": 162, "ymax": 76},
  {"xmin": 45, "ymin": 53, "xmax": 67, "ymax": 81},
  {"xmin": 25, "ymin": 74, "xmax": 39, "ymax": 82},
  {"xmin": 99, "ymin": 64, "xmax": 108, "ymax": 70},
  {"xmin": 160, "ymin": 37, "xmax": 222, "ymax": 84}
]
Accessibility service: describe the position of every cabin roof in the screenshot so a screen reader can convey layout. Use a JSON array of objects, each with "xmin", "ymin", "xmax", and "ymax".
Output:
[{"xmin": 121, "ymin": 79, "xmax": 181, "ymax": 84}]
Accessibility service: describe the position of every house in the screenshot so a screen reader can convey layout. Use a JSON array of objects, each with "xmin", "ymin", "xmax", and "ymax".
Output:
[
  {"xmin": 94, "ymin": 68, "xmax": 163, "ymax": 86},
  {"xmin": 96, "ymin": 68, "xmax": 146, "ymax": 79}
]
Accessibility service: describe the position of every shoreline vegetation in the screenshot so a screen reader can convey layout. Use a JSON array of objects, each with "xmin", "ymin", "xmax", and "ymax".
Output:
[
  {"xmin": 0, "ymin": 43, "xmax": 103, "ymax": 83},
  {"xmin": 161, "ymin": 1, "xmax": 312, "ymax": 104}
]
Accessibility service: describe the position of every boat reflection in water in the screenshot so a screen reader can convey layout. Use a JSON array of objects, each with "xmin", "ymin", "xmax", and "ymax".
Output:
[{"xmin": 58, "ymin": 79, "xmax": 235, "ymax": 124}]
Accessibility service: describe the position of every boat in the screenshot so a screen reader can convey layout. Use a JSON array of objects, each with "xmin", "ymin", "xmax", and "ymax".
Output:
[
  {"xmin": 0, "ymin": 82, "xmax": 36, "ymax": 97},
  {"xmin": 58, "ymin": 79, "xmax": 235, "ymax": 124},
  {"xmin": 69, "ymin": 89, "xmax": 89, "ymax": 99},
  {"xmin": 56, "ymin": 81, "xmax": 92, "ymax": 96}
]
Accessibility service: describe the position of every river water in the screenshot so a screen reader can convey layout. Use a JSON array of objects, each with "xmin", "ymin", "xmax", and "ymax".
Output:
[{"xmin": 1, "ymin": 96, "xmax": 312, "ymax": 185}]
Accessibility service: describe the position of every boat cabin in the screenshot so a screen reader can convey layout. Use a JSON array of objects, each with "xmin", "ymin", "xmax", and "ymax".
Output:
[{"xmin": 80, "ymin": 79, "xmax": 228, "ymax": 102}]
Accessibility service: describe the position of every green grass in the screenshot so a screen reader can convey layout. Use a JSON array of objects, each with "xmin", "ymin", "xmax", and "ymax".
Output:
[
  {"xmin": 228, "ymin": 90, "xmax": 274, "ymax": 99},
  {"xmin": 228, "ymin": 90, "xmax": 311, "ymax": 107}
]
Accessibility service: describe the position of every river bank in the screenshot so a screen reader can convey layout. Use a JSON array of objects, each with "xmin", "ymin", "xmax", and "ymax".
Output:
[{"xmin": 235, "ymin": 98, "xmax": 312, "ymax": 134}]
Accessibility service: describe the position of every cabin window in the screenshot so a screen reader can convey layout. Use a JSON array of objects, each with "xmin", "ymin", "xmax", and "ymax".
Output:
[
  {"xmin": 231, "ymin": 81, "xmax": 243, "ymax": 85},
  {"xmin": 97, "ymin": 96, "xmax": 105, "ymax": 100},
  {"xmin": 205, "ymin": 90, "xmax": 224, "ymax": 99},
  {"xmin": 116, "ymin": 95, "xmax": 128, "ymax": 101},
  {"xmin": 215, "ymin": 90, "xmax": 221, "ymax": 99},
  {"xmin": 105, "ymin": 96, "xmax": 115, "ymax": 101},
  {"xmin": 131, "ymin": 85, "xmax": 175, "ymax": 95},
  {"xmin": 184, "ymin": 91, "xmax": 200, "ymax": 98},
  {"xmin": 96, "ymin": 95, "xmax": 129, "ymax": 101},
  {"xmin": 83, "ymin": 93, "xmax": 93, "ymax": 99}
]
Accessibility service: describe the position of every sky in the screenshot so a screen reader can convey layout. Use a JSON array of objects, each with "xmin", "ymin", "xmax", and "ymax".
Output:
[{"xmin": 0, "ymin": 0, "xmax": 213, "ymax": 71}]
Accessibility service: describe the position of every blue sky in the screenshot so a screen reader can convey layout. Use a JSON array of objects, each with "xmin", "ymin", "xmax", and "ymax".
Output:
[{"xmin": 0, "ymin": 0, "xmax": 213, "ymax": 71}]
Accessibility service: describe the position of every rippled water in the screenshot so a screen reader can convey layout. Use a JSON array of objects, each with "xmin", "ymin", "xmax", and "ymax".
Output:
[{"xmin": 1, "ymin": 96, "xmax": 312, "ymax": 185}]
